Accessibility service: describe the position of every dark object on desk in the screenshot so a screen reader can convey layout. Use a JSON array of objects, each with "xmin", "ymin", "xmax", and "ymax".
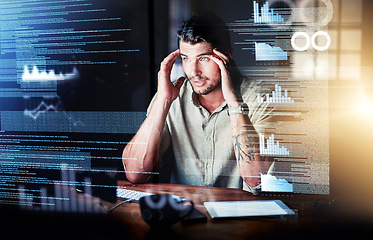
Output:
[
  {"xmin": 181, "ymin": 207, "xmax": 208, "ymax": 224},
  {"xmin": 76, "ymin": 171, "xmax": 117, "ymax": 203},
  {"xmin": 139, "ymin": 194, "xmax": 194, "ymax": 226}
]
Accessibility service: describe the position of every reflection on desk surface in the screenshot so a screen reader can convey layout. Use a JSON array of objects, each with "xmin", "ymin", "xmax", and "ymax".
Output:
[
  {"xmin": 104, "ymin": 181, "xmax": 373, "ymax": 239},
  {"xmin": 5, "ymin": 181, "xmax": 373, "ymax": 240}
]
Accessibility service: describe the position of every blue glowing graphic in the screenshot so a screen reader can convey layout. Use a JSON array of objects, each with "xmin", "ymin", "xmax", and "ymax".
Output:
[
  {"xmin": 24, "ymin": 100, "xmax": 59, "ymax": 120},
  {"xmin": 23, "ymin": 65, "xmax": 79, "ymax": 82},
  {"xmin": 255, "ymin": 42, "xmax": 287, "ymax": 61},
  {"xmin": 261, "ymin": 174, "xmax": 293, "ymax": 192},
  {"xmin": 253, "ymin": 1, "xmax": 284, "ymax": 24}
]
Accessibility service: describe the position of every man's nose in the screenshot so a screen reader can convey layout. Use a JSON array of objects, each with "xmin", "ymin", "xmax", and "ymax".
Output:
[{"xmin": 189, "ymin": 61, "xmax": 201, "ymax": 78}]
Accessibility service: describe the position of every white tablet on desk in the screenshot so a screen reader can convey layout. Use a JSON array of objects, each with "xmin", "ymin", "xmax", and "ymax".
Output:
[{"xmin": 204, "ymin": 200, "xmax": 296, "ymax": 219}]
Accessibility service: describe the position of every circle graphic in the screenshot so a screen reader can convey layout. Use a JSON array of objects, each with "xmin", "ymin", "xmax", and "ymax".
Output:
[
  {"xmin": 291, "ymin": 32, "xmax": 311, "ymax": 51},
  {"xmin": 291, "ymin": 31, "xmax": 331, "ymax": 51},
  {"xmin": 311, "ymin": 31, "xmax": 331, "ymax": 51}
]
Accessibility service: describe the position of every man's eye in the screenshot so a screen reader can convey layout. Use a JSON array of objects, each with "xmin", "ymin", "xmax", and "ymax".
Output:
[
  {"xmin": 199, "ymin": 57, "xmax": 209, "ymax": 62},
  {"xmin": 182, "ymin": 57, "xmax": 189, "ymax": 62}
]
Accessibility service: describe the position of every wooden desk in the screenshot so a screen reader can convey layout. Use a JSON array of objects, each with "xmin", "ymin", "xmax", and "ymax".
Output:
[
  {"xmin": 105, "ymin": 181, "xmax": 363, "ymax": 240},
  {"xmin": 6, "ymin": 181, "xmax": 370, "ymax": 239}
]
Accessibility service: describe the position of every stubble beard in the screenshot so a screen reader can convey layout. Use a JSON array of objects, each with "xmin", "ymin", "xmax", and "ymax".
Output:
[{"xmin": 190, "ymin": 77, "xmax": 221, "ymax": 95}]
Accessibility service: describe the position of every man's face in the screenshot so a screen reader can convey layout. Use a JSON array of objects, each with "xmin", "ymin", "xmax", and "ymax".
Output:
[{"xmin": 179, "ymin": 41, "xmax": 221, "ymax": 95}]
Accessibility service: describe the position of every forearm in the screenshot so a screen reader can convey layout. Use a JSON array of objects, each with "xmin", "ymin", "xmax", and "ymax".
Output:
[
  {"xmin": 210, "ymin": 49, "xmax": 271, "ymax": 189},
  {"xmin": 122, "ymin": 96, "xmax": 172, "ymax": 183},
  {"xmin": 230, "ymin": 113, "xmax": 271, "ymax": 188}
]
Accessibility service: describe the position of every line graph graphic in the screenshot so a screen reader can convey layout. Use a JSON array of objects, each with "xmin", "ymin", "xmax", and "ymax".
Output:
[
  {"xmin": 24, "ymin": 101, "xmax": 60, "ymax": 120},
  {"xmin": 255, "ymin": 42, "xmax": 287, "ymax": 61},
  {"xmin": 253, "ymin": 1, "xmax": 284, "ymax": 24},
  {"xmin": 23, "ymin": 98, "xmax": 85, "ymax": 127},
  {"xmin": 24, "ymin": 101, "xmax": 58, "ymax": 120}
]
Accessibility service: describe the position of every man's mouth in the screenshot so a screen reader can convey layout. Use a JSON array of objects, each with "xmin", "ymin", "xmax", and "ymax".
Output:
[
  {"xmin": 192, "ymin": 80, "xmax": 205, "ymax": 87},
  {"xmin": 191, "ymin": 77, "xmax": 208, "ymax": 87}
]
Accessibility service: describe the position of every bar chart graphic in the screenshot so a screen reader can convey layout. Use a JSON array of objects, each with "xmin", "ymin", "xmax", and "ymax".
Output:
[
  {"xmin": 259, "ymin": 133, "xmax": 290, "ymax": 156},
  {"xmin": 257, "ymin": 84, "xmax": 294, "ymax": 103},
  {"xmin": 255, "ymin": 42, "xmax": 287, "ymax": 61},
  {"xmin": 253, "ymin": 1, "xmax": 284, "ymax": 24},
  {"xmin": 18, "ymin": 167, "xmax": 102, "ymax": 213}
]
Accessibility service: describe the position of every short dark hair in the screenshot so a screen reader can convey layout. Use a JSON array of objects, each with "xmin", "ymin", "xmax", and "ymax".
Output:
[{"xmin": 177, "ymin": 12, "xmax": 232, "ymax": 54}]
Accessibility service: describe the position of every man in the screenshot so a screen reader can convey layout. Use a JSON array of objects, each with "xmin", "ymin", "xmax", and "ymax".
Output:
[{"xmin": 122, "ymin": 13, "xmax": 273, "ymax": 194}]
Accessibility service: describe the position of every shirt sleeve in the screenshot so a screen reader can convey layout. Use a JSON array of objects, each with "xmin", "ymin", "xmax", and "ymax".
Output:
[{"xmin": 146, "ymin": 94, "xmax": 171, "ymax": 169}]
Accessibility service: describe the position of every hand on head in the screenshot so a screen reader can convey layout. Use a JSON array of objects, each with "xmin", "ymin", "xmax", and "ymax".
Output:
[{"xmin": 157, "ymin": 49, "xmax": 185, "ymax": 102}]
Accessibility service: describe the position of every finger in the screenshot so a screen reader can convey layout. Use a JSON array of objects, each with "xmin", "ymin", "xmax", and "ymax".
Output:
[
  {"xmin": 161, "ymin": 49, "xmax": 180, "ymax": 70},
  {"xmin": 167, "ymin": 49, "xmax": 181, "ymax": 62},
  {"xmin": 174, "ymin": 77, "xmax": 185, "ymax": 90},
  {"xmin": 211, "ymin": 55, "xmax": 228, "ymax": 71},
  {"xmin": 213, "ymin": 49, "xmax": 229, "ymax": 63}
]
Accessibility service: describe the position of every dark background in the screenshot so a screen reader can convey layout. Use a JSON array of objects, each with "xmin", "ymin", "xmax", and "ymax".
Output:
[{"xmin": 0, "ymin": 0, "xmax": 372, "ymax": 222}]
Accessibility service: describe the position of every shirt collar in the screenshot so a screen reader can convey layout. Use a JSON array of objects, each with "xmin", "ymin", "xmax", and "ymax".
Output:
[{"xmin": 187, "ymin": 80, "xmax": 228, "ymax": 113}]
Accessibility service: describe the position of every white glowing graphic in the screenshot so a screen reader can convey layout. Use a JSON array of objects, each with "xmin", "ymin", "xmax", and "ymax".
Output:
[
  {"xmin": 291, "ymin": 31, "xmax": 331, "ymax": 52},
  {"xmin": 291, "ymin": 32, "xmax": 311, "ymax": 52},
  {"xmin": 24, "ymin": 101, "xmax": 59, "ymax": 120},
  {"xmin": 259, "ymin": 133, "xmax": 290, "ymax": 156},
  {"xmin": 311, "ymin": 31, "xmax": 331, "ymax": 51},
  {"xmin": 22, "ymin": 65, "xmax": 79, "ymax": 81},
  {"xmin": 257, "ymin": 84, "xmax": 294, "ymax": 103}
]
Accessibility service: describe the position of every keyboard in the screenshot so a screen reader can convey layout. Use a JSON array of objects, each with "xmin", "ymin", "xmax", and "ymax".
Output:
[{"xmin": 116, "ymin": 188, "xmax": 154, "ymax": 202}]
